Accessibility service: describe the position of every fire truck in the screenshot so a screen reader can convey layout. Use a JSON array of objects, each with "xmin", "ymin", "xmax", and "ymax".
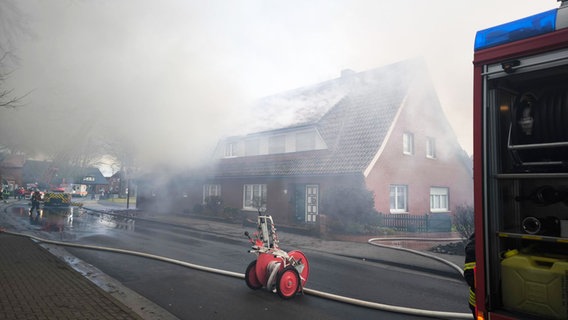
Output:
[
  {"xmin": 58, "ymin": 183, "xmax": 88, "ymax": 197},
  {"xmin": 473, "ymin": 1, "xmax": 568, "ymax": 319}
]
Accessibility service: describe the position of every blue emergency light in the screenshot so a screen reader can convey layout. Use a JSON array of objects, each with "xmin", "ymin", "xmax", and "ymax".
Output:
[{"xmin": 474, "ymin": 9, "xmax": 557, "ymax": 51}]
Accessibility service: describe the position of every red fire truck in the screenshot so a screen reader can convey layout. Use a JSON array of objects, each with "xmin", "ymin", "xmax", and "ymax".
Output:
[{"xmin": 473, "ymin": 1, "xmax": 568, "ymax": 319}]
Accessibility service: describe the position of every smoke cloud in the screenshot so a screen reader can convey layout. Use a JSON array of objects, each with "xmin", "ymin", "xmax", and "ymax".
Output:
[{"xmin": 1, "ymin": 0, "xmax": 555, "ymax": 175}]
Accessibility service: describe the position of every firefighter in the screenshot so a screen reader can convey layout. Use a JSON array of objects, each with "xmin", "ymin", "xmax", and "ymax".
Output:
[
  {"xmin": 17, "ymin": 187, "xmax": 25, "ymax": 200},
  {"xmin": 464, "ymin": 233, "xmax": 476, "ymax": 318},
  {"xmin": 30, "ymin": 189, "xmax": 42, "ymax": 214}
]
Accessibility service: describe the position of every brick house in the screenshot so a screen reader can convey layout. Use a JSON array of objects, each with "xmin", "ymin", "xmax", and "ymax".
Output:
[
  {"xmin": 106, "ymin": 171, "xmax": 122, "ymax": 196},
  {"xmin": 0, "ymin": 155, "xmax": 26, "ymax": 190},
  {"xmin": 141, "ymin": 59, "xmax": 473, "ymax": 226},
  {"xmin": 1, "ymin": 157, "xmax": 110, "ymax": 197}
]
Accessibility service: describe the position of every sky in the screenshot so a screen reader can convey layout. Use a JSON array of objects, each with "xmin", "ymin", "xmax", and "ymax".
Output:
[{"xmin": 0, "ymin": 0, "xmax": 557, "ymax": 175}]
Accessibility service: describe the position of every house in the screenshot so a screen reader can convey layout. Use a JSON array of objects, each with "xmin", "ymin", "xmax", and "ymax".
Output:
[
  {"xmin": 0, "ymin": 155, "xmax": 26, "ymax": 190},
  {"xmin": 106, "ymin": 171, "xmax": 122, "ymax": 196},
  {"xmin": 21, "ymin": 160, "xmax": 108, "ymax": 195},
  {"xmin": 142, "ymin": 59, "xmax": 473, "ymax": 226}
]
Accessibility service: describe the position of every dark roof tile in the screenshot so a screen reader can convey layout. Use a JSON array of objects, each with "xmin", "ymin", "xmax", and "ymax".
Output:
[
  {"xmin": 214, "ymin": 59, "xmax": 427, "ymax": 178},
  {"xmin": 22, "ymin": 160, "xmax": 108, "ymax": 186}
]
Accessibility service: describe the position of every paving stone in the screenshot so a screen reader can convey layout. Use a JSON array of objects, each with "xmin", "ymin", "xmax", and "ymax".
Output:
[{"xmin": 0, "ymin": 233, "xmax": 143, "ymax": 320}]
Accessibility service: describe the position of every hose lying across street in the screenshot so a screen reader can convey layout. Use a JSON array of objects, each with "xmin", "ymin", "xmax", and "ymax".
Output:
[
  {"xmin": 367, "ymin": 237, "xmax": 465, "ymax": 277},
  {"xmin": 0, "ymin": 207, "xmax": 472, "ymax": 319}
]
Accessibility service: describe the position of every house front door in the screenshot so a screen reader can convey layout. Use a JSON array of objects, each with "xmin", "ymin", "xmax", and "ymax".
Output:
[
  {"xmin": 305, "ymin": 184, "xmax": 319, "ymax": 222},
  {"xmin": 294, "ymin": 184, "xmax": 319, "ymax": 223}
]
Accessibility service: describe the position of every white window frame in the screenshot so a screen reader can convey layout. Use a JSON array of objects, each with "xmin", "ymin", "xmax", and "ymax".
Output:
[
  {"xmin": 426, "ymin": 137, "xmax": 436, "ymax": 159},
  {"xmin": 243, "ymin": 184, "xmax": 267, "ymax": 210},
  {"xmin": 296, "ymin": 131, "xmax": 315, "ymax": 152},
  {"xmin": 403, "ymin": 132, "xmax": 414, "ymax": 155},
  {"xmin": 430, "ymin": 187, "xmax": 449, "ymax": 212},
  {"xmin": 224, "ymin": 142, "xmax": 236, "ymax": 158},
  {"xmin": 245, "ymin": 139, "xmax": 260, "ymax": 156},
  {"xmin": 269, "ymin": 135, "xmax": 286, "ymax": 154},
  {"xmin": 390, "ymin": 185, "xmax": 408, "ymax": 213},
  {"xmin": 203, "ymin": 184, "xmax": 221, "ymax": 203}
]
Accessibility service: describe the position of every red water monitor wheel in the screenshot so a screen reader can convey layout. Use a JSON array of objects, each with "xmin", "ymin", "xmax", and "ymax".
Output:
[
  {"xmin": 276, "ymin": 266, "xmax": 300, "ymax": 299},
  {"xmin": 255, "ymin": 253, "xmax": 280, "ymax": 287},
  {"xmin": 288, "ymin": 250, "xmax": 309, "ymax": 287},
  {"xmin": 245, "ymin": 260, "xmax": 262, "ymax": 290}
]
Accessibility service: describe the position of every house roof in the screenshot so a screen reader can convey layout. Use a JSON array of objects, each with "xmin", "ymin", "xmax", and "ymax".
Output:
[
  {"xmin": 0, "ymin": 155, "xmax": 26, "ymax": 168},
  {"xmin": 22, "ymin": 160, "xmax": 108, "ymax": 187},
  {"xmin": 213, "ymin": 58, "xmax": 433, "ymax": 178}
]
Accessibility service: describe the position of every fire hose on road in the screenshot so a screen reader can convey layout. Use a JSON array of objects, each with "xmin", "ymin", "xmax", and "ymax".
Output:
[
  {"xmin": 367, "ymin": 237, "xmax": 465, "ymax": 277},
  {"xmin": 0, "ymin": 227, "xmax": 472, "ymax": 319}
]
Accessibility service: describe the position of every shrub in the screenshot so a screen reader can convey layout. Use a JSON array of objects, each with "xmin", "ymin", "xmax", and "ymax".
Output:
[
  {"xmin": 454, "ymin": 204, "xmax": 474, "ymax": 241},
  {"xmin": 204, "ymin": 196, "xmax": 223, "ymax": 214},
  {"xmin": 223, "ymin": 206, "xmax": 244, "ymax": 223},
  {"xmin": 321, "ymin": 185, "xmax": 380, "ymax": 234},
  {"xmin": 193, "ymin": 203, "xmax": 203, "ymax": 214}
]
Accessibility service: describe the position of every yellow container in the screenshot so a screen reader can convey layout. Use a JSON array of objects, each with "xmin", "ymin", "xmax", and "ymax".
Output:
[{"xmin": 501, "ymin": 253, "xmax": 568, "ymax": 319}]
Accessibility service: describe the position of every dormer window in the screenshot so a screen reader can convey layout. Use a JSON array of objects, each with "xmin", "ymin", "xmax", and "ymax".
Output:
[
  {"xmin": 296, "ymin": 131, "xmax": 316, "ymax": 151},
  {"xmin": 218, "ymin": 127, "xmax": 325, "ymax": 159},
  {"xmin": 225, "ymin": 142, "xmax": 236, "ymax": 157},
  {"xmin": 245, "ymin": 139, "xmax": 260, "ymax": 156},
  {"xmin": 269, "ymin": 135, "xmax": 286, "ymax": 154}
]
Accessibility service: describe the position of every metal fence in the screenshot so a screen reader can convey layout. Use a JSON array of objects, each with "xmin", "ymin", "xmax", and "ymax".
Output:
[{"xmin": 377, "ymin": 213, "xmax": 452, "ymax": 232}]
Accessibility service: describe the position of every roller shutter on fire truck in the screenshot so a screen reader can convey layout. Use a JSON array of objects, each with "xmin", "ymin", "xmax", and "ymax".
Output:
[{"xmin": 473, "ymin": 2, "xmax": 568, "ymax": 319}]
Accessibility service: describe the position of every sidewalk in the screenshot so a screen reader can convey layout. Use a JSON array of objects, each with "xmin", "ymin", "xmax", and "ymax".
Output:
[
  {"xmin": 0, "ymin": 199, "xmax": 175, "ymax": 320},
  {"xmin": 0, "ymin": 232, "xmax": 144, "ymax": 320}
]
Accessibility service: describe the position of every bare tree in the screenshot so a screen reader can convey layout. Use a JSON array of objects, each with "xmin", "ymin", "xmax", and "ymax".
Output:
[
  {"xmin": 0, "ymin": 0, "xmax": 31, "ymax": 109},
  {"xmin": 102, "ymin": 135, "xmax": 139, "ymax": 196},
  {"xmin": 0, "ymin": 53, "xmax": 22, "ymax": 109}
]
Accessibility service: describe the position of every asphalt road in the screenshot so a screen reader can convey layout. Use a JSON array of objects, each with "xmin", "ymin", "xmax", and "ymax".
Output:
[{"xmin": 2, "ymin": 203, "xmax": 471, "ymax": 319}]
